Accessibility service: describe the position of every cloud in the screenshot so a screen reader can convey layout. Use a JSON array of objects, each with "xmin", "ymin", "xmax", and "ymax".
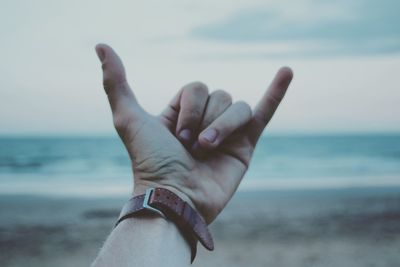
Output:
[{"xmin": 191, "ymin": 0, "xmax": 400, "ymax": 57}]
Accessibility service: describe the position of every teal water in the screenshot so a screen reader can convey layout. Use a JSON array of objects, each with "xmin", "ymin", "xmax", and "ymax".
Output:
[{"xmin": 0, "ymin": 134, "xmax": 399, "ymax": 195}]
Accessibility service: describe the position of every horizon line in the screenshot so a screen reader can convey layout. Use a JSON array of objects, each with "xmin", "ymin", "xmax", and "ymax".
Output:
[{"xmin": 1, "ymin": 131, "xmax": 399, "ymax": 138}]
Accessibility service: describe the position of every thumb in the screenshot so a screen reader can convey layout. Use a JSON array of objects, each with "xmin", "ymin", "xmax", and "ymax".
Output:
[
  {"xmin": 95, "ymin": 43, "xmax": 129, "ymax": 94},
  {"xmin": 95, "ymin": 44, "xmax": 146, "ymax": 136}
]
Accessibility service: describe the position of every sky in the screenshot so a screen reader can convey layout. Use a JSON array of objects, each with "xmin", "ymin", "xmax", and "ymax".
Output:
[{"xmin": 1, "ymin": 0, "xmax": 399, "ymax": 135}]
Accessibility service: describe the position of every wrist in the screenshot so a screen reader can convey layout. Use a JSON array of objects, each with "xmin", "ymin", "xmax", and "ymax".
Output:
[
  {"xmin": 120, "ymin": 186, "xmax": 215, "ymax": 262},
  {"xmin": 133, "ymin": 182, "xmax": 198, "ymax": 217}
]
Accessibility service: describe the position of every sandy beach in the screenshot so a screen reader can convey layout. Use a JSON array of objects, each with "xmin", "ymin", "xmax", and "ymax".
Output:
[{"xmin": 1, "ymin": 187, "xmax": 399, "ymax": 267}]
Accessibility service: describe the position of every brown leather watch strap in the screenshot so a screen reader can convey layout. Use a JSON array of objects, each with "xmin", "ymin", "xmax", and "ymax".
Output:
[{"xmin": 116, "ymin": 188, "xmax": 214, "ymax": 262}]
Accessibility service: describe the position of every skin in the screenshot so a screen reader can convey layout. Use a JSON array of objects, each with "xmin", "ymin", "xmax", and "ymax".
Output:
[{"xmin": 91, "ymin": 44, "xmax": 293, "ymax": 266}]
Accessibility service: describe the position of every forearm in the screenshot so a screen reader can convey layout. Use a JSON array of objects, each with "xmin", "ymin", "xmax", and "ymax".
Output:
[{"xmin": 91, "ymin": 214, "xmax": 191, "ymax": 267}]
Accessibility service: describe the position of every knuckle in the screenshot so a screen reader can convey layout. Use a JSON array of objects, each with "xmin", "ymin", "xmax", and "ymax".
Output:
[
  {"xmin": 235, "ymin": 101, "xmax": 252, "ymax": 116},
  {"xmin": 253, "ymin": 111, "xmax": 268, "ymax": 125},
  {"xmin": 112, "ymin": 113, "xmax": 128, "ymax": 132},
  {"xmin": 102, "ymin": 74, "xmax": 127, "ymax": 93},
  {"xmin": 266, "ymin": 93, "xmax": 282, "ymax": 105},
  {"xmin": 179, "ymin": 108, "xmax": 202, "ymax": 129},
  {"xmin": 185, "ymin": 81, "xmax": 208, "ymax": 96},
  {"xmin": 101, "ymin": 61, "xmax": 108, "ymax": 71},
  {"xmin": 187, "ymin": 108, "xmax": 202, "ymax": 119},
  {"xmin": 212, "ymin": 90, "xmax": 232, "ymax": 105},
  {"xmin": 103, "ymin": 80, "xmax": 113, "ymax": 92}
]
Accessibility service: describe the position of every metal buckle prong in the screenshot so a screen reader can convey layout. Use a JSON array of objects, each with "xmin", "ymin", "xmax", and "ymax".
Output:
[{"xmin": 143, "ymin": 188, "xmax": 166, "ymax": 218}]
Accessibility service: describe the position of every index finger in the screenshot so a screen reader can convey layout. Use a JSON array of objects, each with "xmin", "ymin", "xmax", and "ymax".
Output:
[{"xmin": 246, "ymin": 67, "xmax": 293, "ymax": 146}]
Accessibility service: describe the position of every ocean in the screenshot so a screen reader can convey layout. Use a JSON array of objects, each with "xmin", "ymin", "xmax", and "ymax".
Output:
[{"xmin": 1, "ymin": 134, "xmax": 399, "ymax": 196}]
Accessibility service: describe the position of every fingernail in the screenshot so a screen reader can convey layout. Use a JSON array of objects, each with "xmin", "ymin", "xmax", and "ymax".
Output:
[
  {"xmin": 201, "ymin": 129, "xmax": 218, "ymax": 143},
  {"xmin": 95, "ymin": 46, "xmax": 105, "ymax": 61},
  {"xmin": 179, "ymin": 129, "xmax": 192, "ymax": 142}
]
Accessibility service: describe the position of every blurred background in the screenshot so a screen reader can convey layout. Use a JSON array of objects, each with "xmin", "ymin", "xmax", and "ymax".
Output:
[{"xmin": 0, "ymin": 0, "xmax": 399, "ymax": 266}]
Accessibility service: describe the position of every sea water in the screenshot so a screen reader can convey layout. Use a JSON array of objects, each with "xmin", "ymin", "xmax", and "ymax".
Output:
[{"xmin": 0, "ymin": 134, "xmax": 399, "ymax": 196}]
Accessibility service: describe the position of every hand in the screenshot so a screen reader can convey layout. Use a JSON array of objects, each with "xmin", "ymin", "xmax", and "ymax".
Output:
[{"xmin": 95, "ymin": 44, "xmax": 293, "ymax": 224}]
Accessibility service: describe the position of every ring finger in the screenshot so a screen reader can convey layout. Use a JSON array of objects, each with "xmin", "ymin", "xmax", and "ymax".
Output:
[{"xmin": 200, "ymin": 89, "xmax": 232, "ymax": 130}]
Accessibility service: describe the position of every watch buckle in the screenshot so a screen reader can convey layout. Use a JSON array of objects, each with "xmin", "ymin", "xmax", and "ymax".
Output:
[{"xmin": 143, "ymin": 188, "xmax": 166, "ymax": 218}]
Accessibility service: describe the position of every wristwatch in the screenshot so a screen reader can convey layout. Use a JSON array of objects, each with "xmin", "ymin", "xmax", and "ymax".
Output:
[{"xmin": 116, "ymin": 187, "xmax": 214, "ymax": 262}]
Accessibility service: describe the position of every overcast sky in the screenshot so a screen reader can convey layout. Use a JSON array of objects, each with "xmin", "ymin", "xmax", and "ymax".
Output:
[{"xmin": 1, "ymin": 0, "xmax": 399, "ymax": 135}]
